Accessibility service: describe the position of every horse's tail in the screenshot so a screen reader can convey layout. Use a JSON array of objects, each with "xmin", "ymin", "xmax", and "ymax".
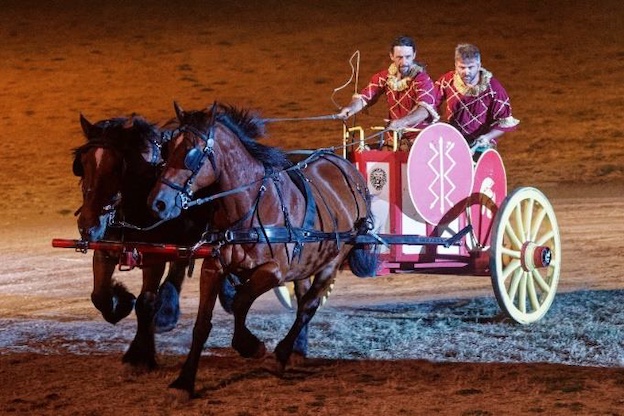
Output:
[{"xmin": 348, "ymin": 244, "xmax": 379, "ymax": 277}]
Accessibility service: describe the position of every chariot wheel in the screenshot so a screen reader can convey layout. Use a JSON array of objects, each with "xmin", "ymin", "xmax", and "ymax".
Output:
[
  {"xmin": 273, "ymin": 278, "xmax": 334, "ymax": 310},
  {"xmin": 490, "ymin": 187, "xmax": 561, "ymax": 324}
]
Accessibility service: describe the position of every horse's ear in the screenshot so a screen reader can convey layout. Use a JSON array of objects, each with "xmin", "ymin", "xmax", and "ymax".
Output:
[
  {"xmin": 123, "ymin": 117, "xmax": 135, "ymax": 129},
  {"xmin": 80, "ymin": 114, "xmax": 92, "ymax": 135},
  {"xmin": 173, "ymin": 101, "xmax": 185, "ymax": 121}
]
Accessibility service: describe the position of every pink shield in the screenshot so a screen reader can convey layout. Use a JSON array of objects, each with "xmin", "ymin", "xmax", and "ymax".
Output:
[
  {"xmin": 407, "ymin": 123, "xmax": 473, "ymax": 225},
  {"xmin": 468, "ymin": 149, "xmax": 507, "ymax": 247}
]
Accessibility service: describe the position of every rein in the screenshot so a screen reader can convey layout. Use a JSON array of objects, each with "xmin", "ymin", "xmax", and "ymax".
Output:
[
  {"xmin": 115, "ymin": 108, "xmax": 382, "ymax": 239},
  {"xmin": 109, "ymin": 128, "xmax": 386, "ymax": 234},
  {"xmin": 186, "ymin": 148, "xmax": 335, "ymax": 209},
  {"xmin": 157, "ymin": 126, "xmax": 369, "ymax": 253},
  {"xmin": 262, "ymin": 114, "xmax": 339, "ymax": 123}
]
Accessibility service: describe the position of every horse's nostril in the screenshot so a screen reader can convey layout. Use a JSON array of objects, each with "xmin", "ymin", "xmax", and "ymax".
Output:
[{"xmin": 155, "ymin": 200, "xmax": 166, "ymax": 212}]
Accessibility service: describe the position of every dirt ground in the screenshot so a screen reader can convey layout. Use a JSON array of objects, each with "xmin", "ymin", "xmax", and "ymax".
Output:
[{"xmin": 1, "ymin": 0, "xmax": 623, "ymax": 415}]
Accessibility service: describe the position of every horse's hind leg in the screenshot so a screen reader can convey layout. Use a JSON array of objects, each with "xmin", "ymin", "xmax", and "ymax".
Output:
[
  {"xmin": 292, "ymin": 278, "xmax": 311, "ymax": 359},
  {"xmin": 231, "ymin": 261, "xmax": 281, "ymax": 359},
  {"xmin": 274, "ymin": 267, "xmax": 337, "ymax": 372},
  {"xmin": 154, "ymin": 260, "xmax": 188, "ymax": 333},
  {"xmin": 122, "ymin": 261, "xmax": 165, "ymax": 371},
  {"xmin": 91, "ymin": 250, "xmax": 135, "ymax": 324},
  {"xmin": 169, "ymin": 262, "xmax": 222, "ymax": 399}
]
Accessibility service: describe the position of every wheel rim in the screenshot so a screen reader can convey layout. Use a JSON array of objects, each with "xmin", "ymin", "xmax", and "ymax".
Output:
[{"xmin": 490, "ymin": 187, "xmax": 561, "ymax": 324}]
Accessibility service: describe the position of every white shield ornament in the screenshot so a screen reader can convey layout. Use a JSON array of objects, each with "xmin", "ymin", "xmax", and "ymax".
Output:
[{"xmin": 407, "ymin": 123, "xmax": 474, "ymax": 225}]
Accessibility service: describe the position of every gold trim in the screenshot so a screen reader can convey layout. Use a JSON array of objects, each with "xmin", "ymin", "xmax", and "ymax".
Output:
[
  {"xmin": 452, "ymin": 68, "xmax": 492, "ymax": 96},
  {"xmin": 497, "ymin": 116, "xmax": 520, "ymax": 128},
  {"xmin": 387, "ymin": 63, "xmax": 424, "ymax": 92},
  {"xmin": 414, "ymin": 102, "xmax": 440, "ymax": 123}
]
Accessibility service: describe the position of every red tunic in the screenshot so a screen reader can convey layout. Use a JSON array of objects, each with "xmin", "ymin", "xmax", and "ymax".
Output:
[
  {"xmin": 434, "ymin": 69, "xmax": 519, "ymax": 143},
  {"xmin": 358, "ymin": 66, "xmax": 438, "ymax": 137}
]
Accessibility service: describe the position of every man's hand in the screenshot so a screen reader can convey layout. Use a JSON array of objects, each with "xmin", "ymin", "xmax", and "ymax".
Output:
[
  {"xmin": 336, "ymin": 107, "xmax": 351, "ymax": 120},
  {"xmin": 470, "ymin": 135, "xmax": 497, "ymax": 154},
  {"xmin": 387, "ymin": 118, "xmax": 407, "ymax": 131}
]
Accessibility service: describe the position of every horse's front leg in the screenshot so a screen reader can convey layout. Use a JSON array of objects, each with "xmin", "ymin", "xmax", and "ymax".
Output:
[
  {"xmin": 169, "ymin": 259, "xmax": 222, "ymax": 400},
  {"xmin": 274, "ymin": 268, "xmax": 337, "ymax": 372},
  {"xmin": 231, "ymin": 261, "xmax": 282, "ymax": 359},
  {"xmin": 154, "ymin": 260, "xmax": 188, "ymax": 333},
  {"xmin": 122, "ymin": 260, "xmax": 165, "ymax": 371},
  {"xmin": 90, "ymin": 250, "xmax": 135, "ymax": 324}
]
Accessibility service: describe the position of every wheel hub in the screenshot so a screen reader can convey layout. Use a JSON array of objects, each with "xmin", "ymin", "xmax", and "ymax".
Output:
[{"xmin": 520, "ymin": 242, "xmax": 552, "ymax": 271}]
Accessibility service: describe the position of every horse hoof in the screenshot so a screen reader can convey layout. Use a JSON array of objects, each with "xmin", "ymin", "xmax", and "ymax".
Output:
[
  {"xmin": 233, "ymin": 338, "xmax": 267, "ymax": 359},
  {"xmin": 121, "ymin": 361, "xmax": 153, "ymax": 377},
  {"xmin": 288, "ymin": 351, "xmax": 306, "ymax": 367},
  {"xmin": 167, "ymin": 387, "xmax": 192, "ymax": 404},
  {"xmin": 253, "ymin": 341, "xmax": 267, "ymax": 359},
  {"xmin": 274, "ymin": 359, "xmax": 287, "ymax": 376},
  {"xmin": 168, "ymin": 378, "xmax": 194, "ymax": 402},
  {"xmin": 154, "ymin": 282, "xmax": 180, "ymax": 333},
  {"xmin": 93, "ymin": 284, "xmax": 136, "ymax": 324},
  {"xmin": 122, "ymin": 345, "xmax": 158, "ymax": 372}
]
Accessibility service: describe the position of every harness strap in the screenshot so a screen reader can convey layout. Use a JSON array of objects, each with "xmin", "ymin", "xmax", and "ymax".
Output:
[
  {"xmin": 297, "ymin": 153, "xmax": 348, "ymax": 246},
  {"xmin": 201, "ymin": 226, "xmax": 358, "ymax": 245},
  {"xmin": 205, "ymin": 167, "xmax": 320, "ymax": 263},
  {"xmin": 285, "ymin": 168, "xmax": 318, "ymax": 261}
]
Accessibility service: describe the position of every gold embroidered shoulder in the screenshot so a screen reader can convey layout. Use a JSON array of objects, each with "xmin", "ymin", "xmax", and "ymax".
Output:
[
  {"xmin": 387, "ymin": 63, "xmax": 424, "ymax": 92},
  {"xmin": 452, "ymin": 68, "xmax": 493, "ymax": 96}
]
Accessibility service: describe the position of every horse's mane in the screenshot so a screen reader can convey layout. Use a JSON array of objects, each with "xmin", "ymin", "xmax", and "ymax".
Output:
[
  {"xmin": 185, "ymin": 103, "xmax": 291, "ymax": 170},
  {"xmin": 73, "ymin": 116, "xmax": 159, "ymax": 158}
]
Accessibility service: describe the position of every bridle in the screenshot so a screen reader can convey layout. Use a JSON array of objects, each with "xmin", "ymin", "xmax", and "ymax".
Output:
[
  {"xmin": 74, "ymin": 131, "xmax": 169, "ymax": 223},
  {"xmin": 146, "ymin": 135, "xmax": 164, "ymax": 166},
  {"xmin": 158, "ymin": 116, "xmax": 219, "ymax": 210}
]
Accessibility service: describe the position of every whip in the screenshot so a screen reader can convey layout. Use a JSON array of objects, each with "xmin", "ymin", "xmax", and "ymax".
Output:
[{"xmin": 330, "ymin": 50, "xmax": 360, "ymax": 110}]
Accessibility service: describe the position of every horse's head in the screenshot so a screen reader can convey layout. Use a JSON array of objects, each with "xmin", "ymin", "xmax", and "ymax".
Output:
[
  {"xmin": 74, "ymin": 114, "xmax": 166, "ymax": 241},
  {"xmin": 148, "ymin": 103, "xmax": 221, "ymax": 220},
  {"xmin": 149, "ymin": 102, "xmax": 288, "ymax": 221}
]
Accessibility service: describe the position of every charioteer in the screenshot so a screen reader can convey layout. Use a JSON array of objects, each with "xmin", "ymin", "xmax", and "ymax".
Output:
[
  {"xmin": 336, "ymin": 35, "xmax": 439, "ymax": 150},
  {"xmin": 434, "ymin": 43, "xmax": 520, "ymax": 154}
]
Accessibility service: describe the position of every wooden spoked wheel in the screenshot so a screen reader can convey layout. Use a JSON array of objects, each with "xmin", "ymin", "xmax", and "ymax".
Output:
[
  {"xmin": 490, "ymin": 187, "xmax": 561, "ymax": 324},
  {"xmin": 274, "ymin": 278, "xmax": 334, "ymax": 310}
]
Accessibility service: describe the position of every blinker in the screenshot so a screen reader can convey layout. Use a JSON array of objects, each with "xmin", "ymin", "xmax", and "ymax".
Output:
[
  {"xmin": 73, "ymin": 157, "xmax": 84, "ymax": 177},
  {"xmin": 184, "ymin": 148, "xmax": 203, "ymax": 171}
]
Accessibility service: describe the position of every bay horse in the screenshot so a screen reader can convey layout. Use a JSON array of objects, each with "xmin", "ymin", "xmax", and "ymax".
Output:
[
  {"xmin": 148, "ymin": 102, "xmax": 377, "ymax": 397},
  {"xmin": 73, "ymin": 114, "xmax": 209, "ymax": 370}
]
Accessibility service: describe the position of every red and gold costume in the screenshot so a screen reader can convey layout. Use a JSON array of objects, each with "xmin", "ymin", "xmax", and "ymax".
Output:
[
  {"xmin": 434, "ymin": 69, "xmax": 519, "ymax": 144},
  {"xmin": 357, "ymin": 63, "xmax": 439, "ymax": 141}
]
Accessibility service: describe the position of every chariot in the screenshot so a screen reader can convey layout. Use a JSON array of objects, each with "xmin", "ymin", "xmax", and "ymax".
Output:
[
  {"xmin": 52, "ymin": 106, "xmax": 562, "ymax": 397},
  {"xmin": 340, "ymin": 122, "xmax": 561, "ymax": 324},
  {"xmin": 53, "ymin": 120, "xmax": 561, "ymax": 325}
]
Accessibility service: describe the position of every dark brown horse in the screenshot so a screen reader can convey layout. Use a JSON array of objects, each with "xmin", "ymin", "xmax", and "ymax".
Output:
[
  {"xmin": 148, "ymin": 103, "xmax": 377, "ymax": 397},
  {"xmin": 73, "ymin": 114, "xmax": 209, "ymax": 370}
]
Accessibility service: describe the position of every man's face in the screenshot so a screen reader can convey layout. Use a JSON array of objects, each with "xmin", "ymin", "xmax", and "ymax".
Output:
[
  {"xmin": 389, "ymin": 46, "xmax": 416, "ymax": 77},
  {"xmin": 455, "ymin": 58, "xmax": 481, "ymax": 86}
]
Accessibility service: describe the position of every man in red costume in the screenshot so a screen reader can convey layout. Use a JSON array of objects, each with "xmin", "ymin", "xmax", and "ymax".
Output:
[
  {"xmin": 337, "ymin": 35, "xmax": 439, "ymax": 148},
  {"xmin": 435, "ymin": 43, "xmax": 519, "ymax": 152}
]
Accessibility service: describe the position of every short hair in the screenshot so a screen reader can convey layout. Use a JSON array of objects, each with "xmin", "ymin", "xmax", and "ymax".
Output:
[
  {"xmin": 455, "ymin": 44, "xmax": 481, "ymax": 62},
  {"xmin": 390, "ymin": 35, "xmax": 417, "ymax": 53}
]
